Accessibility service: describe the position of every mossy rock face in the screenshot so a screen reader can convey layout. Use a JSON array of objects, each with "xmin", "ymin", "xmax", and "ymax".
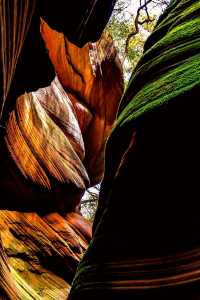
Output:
[
  {"xmin": 117, "ymin": 0, "xmax": 200, "ymax": 127},
  {"xmin": 69, "ymin": 1, "xmax": 200, "ymax": 299},
  {"xmin": 97, "ymin": 0, "xmax": 200, "ymax": 195},
  {"xmin": 97, "ymin": 0, "xmax": 200, "ymax": 205}
]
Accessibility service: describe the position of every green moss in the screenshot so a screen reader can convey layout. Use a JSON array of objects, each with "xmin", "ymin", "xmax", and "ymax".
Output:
[
  {"xmin": 69, "ymin": 1, "xmax": 200, "ymax": 295},
  {"xmin": 116, "ymin": 0, "xmax": 200, "ymax": 129},
  {"xmin": 118, "ymin": 53, "xmax": 200, "ymax": 127}
]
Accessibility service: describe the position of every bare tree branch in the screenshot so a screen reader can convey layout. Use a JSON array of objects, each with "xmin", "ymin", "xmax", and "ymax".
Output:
[
  {"xmin": 125, "ymin": 0, "xmax": 170, "ymax": 54},
  {"xmin": 125, "ymin": 0, "xmax": 154, "ymax": 54}
]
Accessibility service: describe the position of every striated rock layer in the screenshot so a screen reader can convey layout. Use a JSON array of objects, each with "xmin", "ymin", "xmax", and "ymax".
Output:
[{"xmin": 0, "ymin": 211, "xmax": 91, "ymax": 299}]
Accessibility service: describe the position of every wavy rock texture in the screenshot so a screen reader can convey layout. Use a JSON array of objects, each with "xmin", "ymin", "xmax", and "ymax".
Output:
[
  {"xmin": 5, "ymin": 77, "xmax": 89, "ymax": 191},
  {"xmin": 69, "ymin": 1, "xmax": 200, "ymax": 299},
  {"xmin": 41, "ymin": 20, "xmax": 124, "ymax": 184},
  {"xmin": 0, "ymin": 211, "xmax": 91, "ymax": 299},
  {"xmin": 0, "ymin": 239, "xmax": 20, "ymax": 300},
  {"xmin": 0, "ymin": 16, "xmax": 123, "ymax": 300},
  {"xmin": 2, "ymin": 25, "xmax": 123, "ymax": 208}
]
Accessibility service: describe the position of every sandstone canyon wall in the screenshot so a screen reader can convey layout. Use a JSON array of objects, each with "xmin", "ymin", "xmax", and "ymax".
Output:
[{"xmin": 0, "ymin": 1, "xmax": 122, "ymax": 299}]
